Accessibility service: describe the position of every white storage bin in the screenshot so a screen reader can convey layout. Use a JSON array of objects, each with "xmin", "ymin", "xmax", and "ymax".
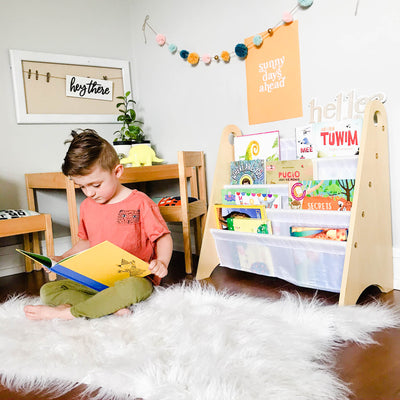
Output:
[
  {"xmin": 313, "ymin": 156, "xmax": 358, "ymax": 180},
  {"xmin": 267, "ymin": 209, "xmax": 351, "ymax": 236},
  {"xmin": 211, "ymin": 229, "xmax": 347, "ymax": 293}
]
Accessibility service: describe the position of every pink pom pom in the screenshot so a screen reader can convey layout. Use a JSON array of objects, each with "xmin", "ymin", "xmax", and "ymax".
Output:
[
  {"xmin": 202, "ymin": 54, "xmax": 212, "ymax": 64},
  {"xmin": 156, "ymin": 34, "xmax": 166, "ymax": 46},
  {"xmin": 282, "ymin": 12, "xmax": 293, "ymax": 23}
]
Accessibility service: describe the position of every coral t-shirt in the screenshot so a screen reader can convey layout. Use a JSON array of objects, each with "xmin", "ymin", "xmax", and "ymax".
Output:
[{"xmin": 78, "ymin": 190, "xmax": 170, "ymax": 265}]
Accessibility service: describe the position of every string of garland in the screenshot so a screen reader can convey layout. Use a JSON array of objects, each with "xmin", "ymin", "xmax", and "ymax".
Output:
[{"xmin": 142, "ymin": 0, "xmax": 313, "ymax": 66}]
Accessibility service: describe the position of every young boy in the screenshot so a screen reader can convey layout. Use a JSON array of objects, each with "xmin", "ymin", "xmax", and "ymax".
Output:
[{"xmin": 24, "ymin": 129, "xmax": 172, "ymax": 320}]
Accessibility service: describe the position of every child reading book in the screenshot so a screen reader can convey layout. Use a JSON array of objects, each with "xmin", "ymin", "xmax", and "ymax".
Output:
[{"xmin": 24, "ymin": 129, "xmax": 172, "ymax": 320}]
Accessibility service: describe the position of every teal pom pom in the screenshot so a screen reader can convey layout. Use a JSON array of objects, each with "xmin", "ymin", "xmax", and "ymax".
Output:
[
  {"xmin": 253, "ymin": 35, "xmax": 263, "ymax": 47},
  {"xmin": 235, "ymin": 43, "xmax": 248, "ymax": 58},
  {"xmin": 298, "ymin": 0, "xmax": 313, "ymax": 7},
  {"xmin": 180, "ymin": 50, "xmax": 189, "ymax": 60},
  {"xmin": 168, "ymin": 44, "xmax": 177, "ymax": 53}
]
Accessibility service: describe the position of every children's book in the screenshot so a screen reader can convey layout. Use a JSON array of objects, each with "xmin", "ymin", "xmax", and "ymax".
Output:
[
  {"xmin": 214, "ymin": 204, "xmax": 266, "ymax": 230},
  {"xmin": 288, "ymin": 179, "xmax": 355, "ymax": 211},
  {"xmin": 296, "ymin": 119, "xmax": 363, "ymax": 159},
  {"xmin": 234, "ymin": 131, "xmax": 280, "ymax": 161},
  {"xmin": 17, "ymin": 241, "xmax": 151, "ymax": 291},
  {"xmin": 290, "ymin": 227, "xmax": 348, "ymax": 241},
  {"xmin": 227, "ymin": 217, "xmax": 272, "ymax": 234},
  {"xmin": 230, "ymin": 160, "xmax": 265, "ymax": 185},
  {"xmin": 295, "ymin": 125, "xmax": 315, "ymax": 159},
  {"xmin": 221, "ymin": 187, "xmax": 281, "ymax": 209},
  {"xmin": 265, "ymin": 159, "xmax": 313, "ymax": 184}
]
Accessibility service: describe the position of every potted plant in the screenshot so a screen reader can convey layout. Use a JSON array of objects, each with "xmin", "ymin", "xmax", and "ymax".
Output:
[{"xmin": 113, "ymin": 91, "xmax": 149, "ymax": 159}]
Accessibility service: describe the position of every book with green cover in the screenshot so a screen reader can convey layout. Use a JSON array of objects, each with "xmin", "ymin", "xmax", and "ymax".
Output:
[{"xmin": 17, "ymin": 241, "xmax": 151, "ymax": 291}]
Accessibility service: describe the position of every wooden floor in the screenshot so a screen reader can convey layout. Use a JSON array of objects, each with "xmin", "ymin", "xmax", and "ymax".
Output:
[{"xmin": 1, "ymin": 251, "xmax": 400, "ymax": 400}]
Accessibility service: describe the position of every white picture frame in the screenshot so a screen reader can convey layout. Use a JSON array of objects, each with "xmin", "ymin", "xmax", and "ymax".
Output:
[{"xmin": 9, "ymin": 49, "xmax": 132, "ymax": 124}]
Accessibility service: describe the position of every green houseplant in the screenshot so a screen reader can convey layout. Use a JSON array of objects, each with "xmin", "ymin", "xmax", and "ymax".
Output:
[
  {"xmin": 114, "ymin": 91, "xmax": 146, "ymax": 143},
  {"xmin": 113, "ymin": 91, "xmax": 149, "ymax": 160}
]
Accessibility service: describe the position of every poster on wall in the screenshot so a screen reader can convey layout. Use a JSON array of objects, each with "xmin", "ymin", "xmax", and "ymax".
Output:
[{"xmin": 245, "ymin": 21, "xmax": 303, "ymax": 125}]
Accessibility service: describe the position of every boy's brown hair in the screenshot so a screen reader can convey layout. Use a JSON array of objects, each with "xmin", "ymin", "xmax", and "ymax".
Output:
[{"xmin": 62, "ymin": 129, "xmax": 120, "ymax": 176}]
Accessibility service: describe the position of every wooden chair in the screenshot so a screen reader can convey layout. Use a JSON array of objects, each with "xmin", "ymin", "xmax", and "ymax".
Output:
[
  {"xmin": 0, "ymin": 211, "xmax": 56, "ymax": 280},
  {"xmin": 158, "ymin": 151, "xmax": 207, "ymax": 274}
]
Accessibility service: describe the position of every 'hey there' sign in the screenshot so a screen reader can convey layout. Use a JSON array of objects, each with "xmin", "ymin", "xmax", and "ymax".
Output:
[{"xmin": 66, "ymin": 75, "xmax": 113, "ymax": 101}]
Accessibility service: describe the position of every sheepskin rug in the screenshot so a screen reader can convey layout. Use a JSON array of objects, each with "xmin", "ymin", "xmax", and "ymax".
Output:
[{"xmin": 0, "ymin": 283, "xmax": 399, "ymax": 400}]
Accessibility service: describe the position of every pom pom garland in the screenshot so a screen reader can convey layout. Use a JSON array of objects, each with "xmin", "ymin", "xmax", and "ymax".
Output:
[
  {"xmin": 142, "ymin": 0, "xmax": 313, "ymax": 67},
  {"xmin": 180, "ymin": 50, "xmax": 189, "ymax": 60},
  {"xmin": 298, "ymin": 0, "xmax": 313, "ymax": 7},
  {"xmin": 235, "ymin": 43, "xmax": 248, "ymax": 58},
  {"xmin": 202, "ymin": 54, "xmax": 212, "ymax": 64},
  {"xmin": 156, "ymin": 34, "xmax": 166, "ymax": 46},
  {"xmin": 168, "ymin": 44, "xmax": 177, "ymax": 53},
  {"xmin": 253, "ymin": 34, "xmax": 263, "ymax": 47},
  {"xmin": 221, "ymin": 51, "xmax": 230, "ymax": 62},
  {"xmin": 188, "ymin": 52, "xmax": 200, "ymax": 65},
  {"xmin": 282, "ymin": 12, "xmax": 294, "ymax": 23}
]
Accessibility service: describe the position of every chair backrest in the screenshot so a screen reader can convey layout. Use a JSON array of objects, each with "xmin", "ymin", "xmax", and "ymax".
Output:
[{"xmin": 177, "ymin": 151, "xmax": 207, "ymax": 209}]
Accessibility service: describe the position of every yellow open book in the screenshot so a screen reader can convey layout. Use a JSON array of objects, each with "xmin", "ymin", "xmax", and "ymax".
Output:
[{"xmin": 17, "ymin": 241, "xmax": 151, "ymax": 291}]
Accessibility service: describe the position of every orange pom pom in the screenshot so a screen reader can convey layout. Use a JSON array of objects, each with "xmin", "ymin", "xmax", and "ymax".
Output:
[
  {"xmin": 221, "ymin": 51, "xmax": 230, "ymax": 63},
  {"xmin": 188, "ymin": 52, "xmax": 200, "ymax": 65}
]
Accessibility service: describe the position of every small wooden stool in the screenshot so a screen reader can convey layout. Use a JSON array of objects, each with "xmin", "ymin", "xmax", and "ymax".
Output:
[{"xmin": 0, "ymin": 210, "xmax": 56, "ymax": 280}]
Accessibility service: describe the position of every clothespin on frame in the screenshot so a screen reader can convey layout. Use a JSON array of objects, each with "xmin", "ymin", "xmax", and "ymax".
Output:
[
  {"xmin": 28, "ymin": 69, "xmax": 31, "ymax": 79},
  {"xmin": 35, "ymin": 70, "xmax": 38, "ymax": 80},
  {"xmin": 46, "ymin": 72, "xmax": 50, "ymax": 83}
]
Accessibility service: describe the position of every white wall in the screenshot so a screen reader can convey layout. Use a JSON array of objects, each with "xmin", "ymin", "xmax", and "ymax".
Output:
[
  {"xmin": 1, "ymin": 0, "xmax": 399, "ymax": 280},
  {"xmin": 0, "ymin": 0, "xmax": 134, "ymax": 228},
  {"xmin": 128, "ymin": 0, "xmax": 400, "ymax": 282}
]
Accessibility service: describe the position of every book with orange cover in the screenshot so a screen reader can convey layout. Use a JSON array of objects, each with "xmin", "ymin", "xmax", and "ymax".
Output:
[{"xmin": 16, "ymin": 240, "xmax": 151, "ymax": 291}]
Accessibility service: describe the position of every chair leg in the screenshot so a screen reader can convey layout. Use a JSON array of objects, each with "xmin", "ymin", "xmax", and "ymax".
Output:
[
  {"xmin": 32, "ymin": 232, "xmax": 42, "ymax": 271},
  {"xmin": 181, "ymin": 220, "xmax": 193, "ymax": 275},
  {"xmin": 23, "ymin": 234, "xmax": 34, "ymax": 273},
  {"xmin": 44, "ymin": 214, "xmax": 56, "ymax": 281}
]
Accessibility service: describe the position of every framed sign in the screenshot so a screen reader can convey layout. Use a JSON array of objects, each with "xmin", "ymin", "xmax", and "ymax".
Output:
[{"xmin": 9, "ymin": 49, "xmax": 132, "ymax": 124}]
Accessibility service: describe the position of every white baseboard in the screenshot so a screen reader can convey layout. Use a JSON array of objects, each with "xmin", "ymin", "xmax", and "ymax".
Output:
[{"xmin": 393, "ymin": 247, "xmax": 400, "ymax": 290}]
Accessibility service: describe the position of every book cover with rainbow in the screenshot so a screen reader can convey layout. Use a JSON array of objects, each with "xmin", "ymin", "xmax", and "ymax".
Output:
[{"xmin": 17, "ymin": 241, "xmax": 151, "ymax": 291}]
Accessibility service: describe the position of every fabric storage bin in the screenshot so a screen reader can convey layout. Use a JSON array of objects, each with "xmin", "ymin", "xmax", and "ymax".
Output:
[
  {"xmin": 267, "ymin": 209, "xmax": 351, "ymax": 236},
  {"xmin": 313, "ymin": 156, "xmax": 358, "ymax": 180},
  {"xmin": 211, "ymin": 229, "xmax": 347, "ymax": 292}
]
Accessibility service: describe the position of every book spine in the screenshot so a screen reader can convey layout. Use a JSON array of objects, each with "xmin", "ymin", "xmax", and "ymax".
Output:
[{"xmin": 51, "ymin": 264, "xmax": 108, "ymax": 291}]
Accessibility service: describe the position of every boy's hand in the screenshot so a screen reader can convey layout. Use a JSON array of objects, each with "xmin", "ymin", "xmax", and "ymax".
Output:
[
  {"xmin": 51, "ymin": 256, "xmax": 63, "ymax": 263},
  {"xmin": 149, "ymin": 260, "xmax": 168, "ymax": 278}
]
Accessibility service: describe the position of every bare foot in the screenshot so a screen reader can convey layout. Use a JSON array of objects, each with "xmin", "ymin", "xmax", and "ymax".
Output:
[
  {"xmin": 24, "ymin": 304, "xmax": 75, "ymax": 320},
  {"xmin": 113, "ymin": 308, "xmax": 131, "ymax": 317}
]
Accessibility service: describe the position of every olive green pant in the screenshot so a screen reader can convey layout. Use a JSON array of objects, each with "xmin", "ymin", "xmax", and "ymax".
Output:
[{"xmin": 40, "ymin": 277, "xmax": 153, "ymax": 319}]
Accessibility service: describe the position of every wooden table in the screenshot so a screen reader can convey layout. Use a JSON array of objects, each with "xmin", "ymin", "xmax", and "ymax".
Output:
[{"xmin": 25, "ymin": 164, "xmax": 180, "ymax": 246}]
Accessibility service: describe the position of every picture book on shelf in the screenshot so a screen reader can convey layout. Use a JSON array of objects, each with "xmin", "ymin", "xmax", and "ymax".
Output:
[
  {"xmin": 221, "ymin": 187, "xmax": 281, "ymax": 209},
  {"xmin": 296, "ymin": 118, "xmax": 363, "ymax": 159},
  {"xmin": 288, "ymin": 179, "xmax": 355, "ymax": 211},
  {"xmin": 290, "ymin": 227, "xmax": 348, "ymax": 241},
  {"xmin": 230, "ymin": 159, "xmax": 265, "ymax": 185},
  {"xmin": 265, "ymin": 159, "xmax": 313, "ymax": 184},
  {"xmin": 227, "ymin": 217, "xmax": 272, "ymax": 234},
  {"xmin": 214, "ymin": 204, "xmax": 266, "ymax": 230},
  {"xmin": 234, "ymin": 131, "xmax": 280, "ymax": 161},
  {"xmin": 17, "ymin": 241, "xmax": 151, "ymax": 291}
]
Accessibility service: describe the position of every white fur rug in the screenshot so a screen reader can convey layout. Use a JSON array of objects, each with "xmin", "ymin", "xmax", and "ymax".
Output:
[{"xmin": 0, "ymin": 283, "xmax": 399, "ymax": 400}]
